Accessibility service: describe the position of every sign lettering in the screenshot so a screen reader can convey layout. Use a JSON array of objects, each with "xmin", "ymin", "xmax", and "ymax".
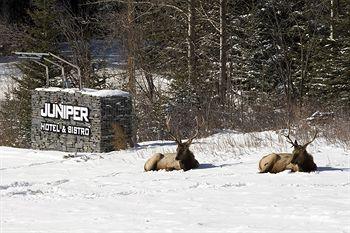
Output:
[
  {"xmin": 40, "ymin": 103, "xmax": 89, "ymax": 123},
  {"xmin": 40, "ymin": 123, "xmax": 90, "ymax": 136},
  {"xmin": 39, "ymin": 103, "xmax": 91, "ymax": 136}
]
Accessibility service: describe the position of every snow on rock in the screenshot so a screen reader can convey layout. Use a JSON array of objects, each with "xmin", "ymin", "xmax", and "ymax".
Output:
[
  {"xmin": 35, "ymin": 87, "xmax": 130, "ymax": 97},
  {"xmin": 1, "ymin": 131, "xmax": 349, "ymax": 233}
]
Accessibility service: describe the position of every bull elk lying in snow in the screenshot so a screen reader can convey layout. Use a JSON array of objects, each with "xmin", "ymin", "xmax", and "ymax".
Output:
[
  {"xmin": 259, "ymin": 130, "xmax": 318, "ymax": 173},
  {"xmin": 144, "ymin": 117, "xmax": 202, "ymax": 172}
]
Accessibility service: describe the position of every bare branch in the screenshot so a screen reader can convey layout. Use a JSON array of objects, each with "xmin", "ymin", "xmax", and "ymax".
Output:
[
  {"xmin": 82, "ymin": 0, "xmax": 186, "ymax": 15},
  {"xmin": 186, "ymin": 116, "xmax": 204, "ymax": 144},
  {"xmin": 304, "ymin": 129, "xmax": 318, "ymax": 147}
]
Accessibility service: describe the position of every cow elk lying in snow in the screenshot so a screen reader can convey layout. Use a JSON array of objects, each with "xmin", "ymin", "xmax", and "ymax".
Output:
[
  {"xmin": 259, "ymin": 130, "xmax": 318, "ymax": 173},
  {"xmin": 144, "ymin": 117, "xmax": 202, "ymax": 172}
]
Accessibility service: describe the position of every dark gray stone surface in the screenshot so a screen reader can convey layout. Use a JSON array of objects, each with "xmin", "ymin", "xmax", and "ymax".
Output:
[{"xmin": 31, "ymin": 88, "xmax": 133, "ymax": 153}]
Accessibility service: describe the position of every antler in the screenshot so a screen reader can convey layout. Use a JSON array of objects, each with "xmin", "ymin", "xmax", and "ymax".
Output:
[
  {"xmin": 166, "ymin": 116, "xmax": 181, "ymax": 144},
  {"xmin": 284, "ymin": 127, "xmax": 298, "ymax": 147},
  {"xmin": 303, "ymin": 129, "xmax": 318, "ymax": 147},
  {"xmin": 186, "ymin": 116, "xmax": 204, "ymax": 145}
]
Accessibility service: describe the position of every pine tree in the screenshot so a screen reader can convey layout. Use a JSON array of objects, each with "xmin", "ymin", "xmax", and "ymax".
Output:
[
  {"xmin": 308, "ymin": 0, "xmax": 350, "ymax": 112},
  {"xmin": 1, "ymin": 0, "xmax": 59, "ymax": 147}
]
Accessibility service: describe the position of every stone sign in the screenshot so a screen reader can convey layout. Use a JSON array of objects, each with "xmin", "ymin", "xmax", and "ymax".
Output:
[{"xmin": 31, "ymin": 87, "xmax": 133, "ymax": 153}]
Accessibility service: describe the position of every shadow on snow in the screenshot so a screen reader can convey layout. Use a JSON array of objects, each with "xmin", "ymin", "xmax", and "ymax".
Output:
[
  {"xmin": 317, "ymin": 166, "xmax": 350, "ymax": 172},
  {"xmin": 197, "ymin": 162, "xmax": 243, "ymax": 170}
]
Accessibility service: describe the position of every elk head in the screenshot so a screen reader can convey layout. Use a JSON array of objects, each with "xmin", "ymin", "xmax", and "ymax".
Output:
[
  {"xmin": 166, "ymin": 116, "xmax": 202, "ymax": 161},
  {"xmin": 285, "ymin": 129, "xmax": 318, "ymax": 171}
]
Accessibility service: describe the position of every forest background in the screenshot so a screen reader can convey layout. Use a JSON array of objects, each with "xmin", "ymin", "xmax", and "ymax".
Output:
[{"xmin": 0, "ymin": 0, "xmax": 349, "ymax": 147}]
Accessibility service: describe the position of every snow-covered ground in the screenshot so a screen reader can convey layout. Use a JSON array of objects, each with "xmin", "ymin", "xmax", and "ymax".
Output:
[{"xmin": 1, "ymin": 131, "xmax": 349, "ymax": 233}]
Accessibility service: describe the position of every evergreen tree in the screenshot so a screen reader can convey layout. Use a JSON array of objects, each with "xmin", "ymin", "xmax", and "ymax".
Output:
[
  {"xmin": 0, "ymin": 0, "xmax": 30, "ymax": 23},
  {"xmin": 309, "ymin": 0, "xmax": 350, "ymax": 111},
  {"xmin": 1, "ymin": 0, "xmax": 59, "ymax": 147}
]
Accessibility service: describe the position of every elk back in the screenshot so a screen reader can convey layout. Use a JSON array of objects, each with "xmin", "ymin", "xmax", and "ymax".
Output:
[
  {"xmin": 259, "ymin": 153, "xmax": 297, "ymax": 173},
  {"xmin": 144, "ymin": 153, "xmax": 182, "ymax": 171}
]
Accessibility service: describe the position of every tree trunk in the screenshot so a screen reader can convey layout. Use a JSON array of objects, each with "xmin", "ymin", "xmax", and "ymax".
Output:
[
  {"xmin": 219, "ymin": 0, "xmax": 228, "ymax": 103},
  {"xmin": 127, "ymin": 0, "xmax": 136, "ymax": 96},
  {"xmin": 187, "ymin": 0, "xmax": 197, "ymax": 84},
  {"xmin": 126, "ymin": 0, "xmax": 136, "ymax": 146},
  {"xmin": 330, "ymin": 0, "xmax": 334, "ymax": 40},
  {"xmin": 145, "ymin": 72, "xmax": 155, "ymax": 103}
]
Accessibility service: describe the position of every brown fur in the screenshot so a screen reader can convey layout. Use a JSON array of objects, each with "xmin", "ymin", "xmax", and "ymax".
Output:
[
  {"xmin": 259, "ymin": 153, "xmax": 298, "ymax": 173},
  {"xmin": 144, "ymin": 116, "xmax": 203, "ymax": 172},
  {"xmin": 259, "ymin": 131, "xmax": 317, "ymax": 173},
  {"xmin": 259, "ymin": 147, "xmax": 317, "ymax": 173},
  {"xmin": 144, "ymin": 142, "xmax": 199, "ymax": 172},
  {"xmin": 290, "ymin": 145, "xmax": 317, "ymax": 172}
]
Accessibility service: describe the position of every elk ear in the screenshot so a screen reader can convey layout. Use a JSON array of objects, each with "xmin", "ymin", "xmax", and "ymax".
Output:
[{"xmin": 294, "ymin": 140, "xmax": 299, "ymax": 146}]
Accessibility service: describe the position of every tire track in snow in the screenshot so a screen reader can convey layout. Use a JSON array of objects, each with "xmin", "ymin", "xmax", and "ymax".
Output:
[
  {"xmin": 0, "ymin": 160, "xmax": 66, "ymax": 171},
  {"xmin": 1, "ymin": 179, "xmax": 71, "ymax": 198},
  {"xmin": 0, "ymin": 181, "xmax": 32, "ymax": 190}
]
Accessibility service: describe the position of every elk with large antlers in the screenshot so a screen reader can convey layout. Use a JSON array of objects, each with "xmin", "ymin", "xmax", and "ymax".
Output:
[
  {"xmin": 259, "ymin": 129, "xmax": 318, "ymax": 173},
  {"xmin": 144, "ymin": 117, "xmax": 202, "ymax": 172}
]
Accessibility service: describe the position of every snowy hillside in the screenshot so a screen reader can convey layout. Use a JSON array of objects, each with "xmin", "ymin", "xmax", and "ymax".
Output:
[{"xmin": 1, "ymin": 131, "xmax": 349, "ymax": 233}]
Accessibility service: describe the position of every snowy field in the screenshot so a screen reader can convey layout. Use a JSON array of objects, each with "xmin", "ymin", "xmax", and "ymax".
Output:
[{"xmin": 1, "ymin": 131, "xmax": 349, "ymax": 233}]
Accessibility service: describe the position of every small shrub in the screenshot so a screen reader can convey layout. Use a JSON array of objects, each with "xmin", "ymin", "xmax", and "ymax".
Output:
[{"xmin": 112, "ymin": 123, "xmax": 128, "ymax": 151}]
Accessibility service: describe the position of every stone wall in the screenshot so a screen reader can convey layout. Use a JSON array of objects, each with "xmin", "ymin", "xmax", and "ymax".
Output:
[{"xmin": 31, "ymin": 88, "xmax": 133, "ymax": 153}]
